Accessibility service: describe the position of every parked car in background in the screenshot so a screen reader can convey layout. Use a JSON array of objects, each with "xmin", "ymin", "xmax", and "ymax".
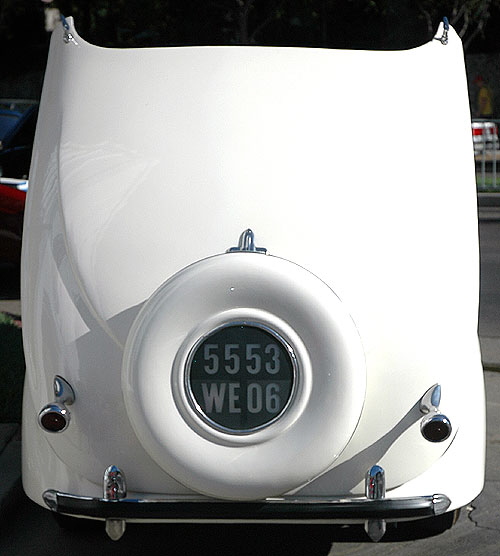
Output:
[
  {"xmin": 0, "ymin": 178, "xmax": 27, "ymax": 265},
  {"xmin": 0, "ymin": 99, "xmax": 38, "ymax": 112},
  {"xmin": 472, "ymin": 120, "xmax": 500, "ymax": 153},
  {"xmin": 0, "ymin": 99, "xmax": 38, "ymax": 179}
]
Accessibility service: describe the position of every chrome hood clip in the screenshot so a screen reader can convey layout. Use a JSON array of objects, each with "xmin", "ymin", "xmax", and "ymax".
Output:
[
  {"xmin": 60, "ymin": 14, "xmax": 78, "ymax": 45},
  {"xmin": 434, "ymin": 16, "xmax": 450, "ymax": 45},
  {"xmin": 227, "ymin": 229, "xmax": 267, "ymax": 254}
]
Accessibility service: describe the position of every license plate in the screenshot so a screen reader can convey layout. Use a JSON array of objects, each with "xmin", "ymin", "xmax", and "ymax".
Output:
[{"xmin": 187, "ymin": 323, "xmax": 296, "ymax": 433}]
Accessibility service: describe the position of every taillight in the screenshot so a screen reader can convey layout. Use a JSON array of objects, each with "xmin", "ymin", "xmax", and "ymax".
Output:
[{"xmin": 38, "ymin": 376, "xmax": 75, "ymax": 433}]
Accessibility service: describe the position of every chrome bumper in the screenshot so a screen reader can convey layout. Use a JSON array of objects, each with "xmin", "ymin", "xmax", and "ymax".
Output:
[{"xmin": 43, "ymin": 489, "xmax": 450, "ymax": 523}]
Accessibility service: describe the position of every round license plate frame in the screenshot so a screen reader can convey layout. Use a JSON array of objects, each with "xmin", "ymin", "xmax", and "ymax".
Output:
[{"xmin": 186, "ymin": 322, "xmax": 297, "ymax": 434}]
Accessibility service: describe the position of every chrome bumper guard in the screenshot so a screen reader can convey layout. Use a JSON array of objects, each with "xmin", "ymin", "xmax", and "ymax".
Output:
[{"xmin": 43, "ymin": 490, "xmax": 450, "ymax": 523}]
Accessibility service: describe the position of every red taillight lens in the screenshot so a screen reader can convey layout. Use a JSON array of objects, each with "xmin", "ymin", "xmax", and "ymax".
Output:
[{"xmin": 38, "ymin": 404, "xmax": 70, "ymax": 432}]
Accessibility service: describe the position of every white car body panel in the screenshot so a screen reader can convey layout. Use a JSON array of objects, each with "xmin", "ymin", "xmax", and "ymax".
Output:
[{"xmin": 22, "ymin": 17, "xmax": 484, "ymax": 536}]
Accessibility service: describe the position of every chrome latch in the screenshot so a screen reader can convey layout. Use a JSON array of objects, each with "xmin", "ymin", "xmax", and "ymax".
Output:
[{"xmin": 227, "ymin": 229, "xmax": 267, "ymax": 254}]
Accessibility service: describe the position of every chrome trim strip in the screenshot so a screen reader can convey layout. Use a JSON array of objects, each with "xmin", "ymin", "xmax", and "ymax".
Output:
[{"xmin": 43, "ymin": 490, "xmax": 451, "ymax": 522}]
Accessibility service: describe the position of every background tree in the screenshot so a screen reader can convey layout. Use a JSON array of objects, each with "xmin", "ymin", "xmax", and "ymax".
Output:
[
  {"xmin": 1, "ymin": 0, "xmax": 499, "ymax": 84},
  {"xmin": 417, "ymin": 0, "xmax": 500, "ymax": 51}
]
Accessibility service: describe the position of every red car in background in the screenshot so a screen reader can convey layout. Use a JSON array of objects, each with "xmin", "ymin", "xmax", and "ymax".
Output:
[
  {"xmin": 0, "ymin": 179, "xmax": 27, "ymax": 266},
  {"xmin": 0, "ymin": 98, "xmax": 35, "ymax": 277}
]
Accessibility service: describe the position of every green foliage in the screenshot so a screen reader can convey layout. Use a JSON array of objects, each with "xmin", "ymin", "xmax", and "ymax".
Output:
[
  {"xmin": 0, "ymin": 314, "xmax": 25, "ymax": 423},
  {"xmin": 476, "ymin": 173, "xmax": 500, "ymax": 191}
]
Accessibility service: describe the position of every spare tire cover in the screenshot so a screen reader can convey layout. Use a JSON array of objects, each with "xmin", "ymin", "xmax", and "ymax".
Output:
[{"xmin": 122, "ymin": 253, "xmax": 366, "ymax": 500}]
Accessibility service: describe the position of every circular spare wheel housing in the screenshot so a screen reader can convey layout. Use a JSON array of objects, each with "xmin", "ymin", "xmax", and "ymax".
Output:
[{"xmin": 122, "ymin": 253, "xmax": 366, "ymax": 500}]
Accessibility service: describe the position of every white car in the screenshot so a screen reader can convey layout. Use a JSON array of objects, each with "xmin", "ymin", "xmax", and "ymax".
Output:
[{"xmin": 22, "ymin": 17, "xmax": 484, "ymax": 542}]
